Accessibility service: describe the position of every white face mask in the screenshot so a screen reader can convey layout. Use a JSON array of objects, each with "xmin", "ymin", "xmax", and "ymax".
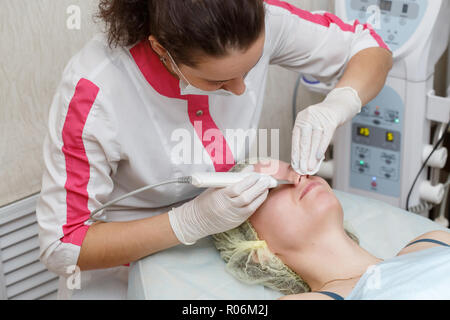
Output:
[{"xmin": 165, "ymin": 51, "xmax": 248, "ymax": 97}]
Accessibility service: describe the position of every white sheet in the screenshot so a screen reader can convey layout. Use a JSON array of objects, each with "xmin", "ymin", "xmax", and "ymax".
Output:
[{"xmin": 128, "ymin": 190, "xmax": 448, "ymax": 300}]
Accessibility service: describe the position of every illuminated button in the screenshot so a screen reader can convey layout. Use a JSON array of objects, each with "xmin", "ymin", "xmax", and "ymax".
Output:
[
  {"xmin": 360, "ymin": 160, "xmax": 365, "ymax": 166},
  {"xmin": 196, "ymin": 110, "xmax": 204, "ymax": 117}
]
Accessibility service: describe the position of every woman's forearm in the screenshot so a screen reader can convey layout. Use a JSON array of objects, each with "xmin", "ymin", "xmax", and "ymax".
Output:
[
  {"xmin": 336, "ymin": 47, "xmax": 393, "ymax": 106},
  {"xmin": 77, "ymin": 212, "xmax": 180, "ymax": 270}
]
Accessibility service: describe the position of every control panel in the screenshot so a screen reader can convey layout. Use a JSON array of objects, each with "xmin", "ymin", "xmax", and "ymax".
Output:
[
  {"xmin": 349, "ymin": 86, "xmax": 404, "ymax": 197},
  {"xmin": 345, "ymin": 0, "xmax": 428, "ymax": 52}
]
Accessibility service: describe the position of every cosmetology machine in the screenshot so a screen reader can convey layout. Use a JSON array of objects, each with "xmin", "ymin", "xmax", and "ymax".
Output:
[{"xmin": 299, "ymin": 0, "xmax": 450, "ymax": 221}]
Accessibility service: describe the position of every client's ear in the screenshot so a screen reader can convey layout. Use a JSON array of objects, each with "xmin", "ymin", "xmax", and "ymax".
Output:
[
  {"xmin": 251, "ymin": 251, "xmax": 260, "ymax": 264},
  {"xmin": 250, "ymin": 245, "xmax": 280, "ymax": 264}
]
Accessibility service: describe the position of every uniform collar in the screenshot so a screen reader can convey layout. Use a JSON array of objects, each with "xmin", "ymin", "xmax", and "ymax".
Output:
[{"xmin": 130, "ymin": 40, "xmax": 182, "ymax": 99}]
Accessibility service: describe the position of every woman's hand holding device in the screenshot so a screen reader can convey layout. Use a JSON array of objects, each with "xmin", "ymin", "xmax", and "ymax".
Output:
[{"xmin": 169, "ymin": 174, "xmax": 275, "ymax": 245}]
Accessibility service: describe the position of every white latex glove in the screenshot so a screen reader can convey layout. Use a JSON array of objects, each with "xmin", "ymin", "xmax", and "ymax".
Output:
[
  {"xmin": 168, "ymin": 173, "xmax": 276, "ymax": 245},
  {"xmin": 291, "ymin": 87, "xmax": 362, "ymax": 175}
]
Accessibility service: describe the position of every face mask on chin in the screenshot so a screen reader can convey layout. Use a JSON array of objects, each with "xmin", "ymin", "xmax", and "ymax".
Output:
[
  {"xmin": 165, "ymin": 51, "xmax": 248, "ymax": 97},
  {"xmin": 178, "ymin": 79, "xmax": 242, "ymax": 96}
]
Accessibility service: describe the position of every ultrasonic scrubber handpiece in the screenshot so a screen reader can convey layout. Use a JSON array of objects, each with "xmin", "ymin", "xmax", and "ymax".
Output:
[
  {"xmin": 90, "ymin": 173, "xmax": 293, "ymax": 221},
  {"xmin": 189, "ymin": 172, "xmax": 291, "ymax": 189}
]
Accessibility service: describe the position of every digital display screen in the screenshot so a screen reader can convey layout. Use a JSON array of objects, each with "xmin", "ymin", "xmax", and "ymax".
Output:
[
  {"xmin": 386, "ymin": 132, "xmax": 395, "ymax": 142},
  {"xmin": 379, "ymin": 0, "xmax": 392, "ymax": 11},
  {"xmin": 358, "ymin": 127, "xmax": 371, "ymax": 137},
  {"xmin": 402, "ymin": 4, "xmax": 409, "ymax": 14}
]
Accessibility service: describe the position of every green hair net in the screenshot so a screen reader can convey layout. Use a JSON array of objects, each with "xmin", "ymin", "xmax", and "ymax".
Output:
[
  {"xmin": 212, "ymin": 159, "xmax": 359, "ymax": 295},
  {"xmin": 212, "ymin": 221, "xmax": 310, "ymax": 295}
]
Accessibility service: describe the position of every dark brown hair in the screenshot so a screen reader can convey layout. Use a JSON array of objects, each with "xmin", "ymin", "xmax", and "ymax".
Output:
[{"xmin": 97, "ymin": 0, "xmax": 266, "ymax": 66}]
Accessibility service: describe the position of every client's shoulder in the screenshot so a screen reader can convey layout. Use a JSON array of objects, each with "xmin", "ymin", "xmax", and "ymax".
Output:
[
  {"xmin": 397, "ymin": 230, "xmax": 450, "ymax": 256},
  {"xmin": 279, "ymin": 292, "xmax": 335, "ymax": 300},
  {"xmin": 408, "ymin": 230, "xmax": 450, "ymax": 246}
]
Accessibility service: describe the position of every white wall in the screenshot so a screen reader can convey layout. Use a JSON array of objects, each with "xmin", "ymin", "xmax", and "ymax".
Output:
[
  {"xmin": 0, "ymin": 0, "xmax": 99, "ymax": 207},
  {"xmin": 0, "ymin": 0, "xmax": 333, "ymax": 207},
  {"xmin": 447, "ymin": 34, "xmax": 450, "ymax": 92},
  {"xmin": 261, "ymin": 0, "xmax": 335, "ymax": 163}
]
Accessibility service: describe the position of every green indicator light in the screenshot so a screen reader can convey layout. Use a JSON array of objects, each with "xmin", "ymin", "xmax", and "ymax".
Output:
[
  {"xmin": 360, "ymin": 161, "xmax": 365, "ymax": 165},
  {"xmin": 395, "ymin": 119, "xmax": 400, "ymax": 123}
]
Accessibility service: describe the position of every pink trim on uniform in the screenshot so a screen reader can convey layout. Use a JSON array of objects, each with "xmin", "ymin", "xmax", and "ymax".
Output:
[
  {"xmin": 61, "ymin": 78, "xmax": 100, "ymax": 246},
  {"xmin": 265, "ymin": 0, "xmax": 390, "ymax": 51},
  {"xmin": 130, "ymin": 41, "xmax": 235, "ymax": 172}
]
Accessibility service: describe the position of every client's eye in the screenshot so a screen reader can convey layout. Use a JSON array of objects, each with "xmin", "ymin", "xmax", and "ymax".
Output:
[{"xmin": 210, "ymin": 80, "xmax": 225, "ymax": 86}]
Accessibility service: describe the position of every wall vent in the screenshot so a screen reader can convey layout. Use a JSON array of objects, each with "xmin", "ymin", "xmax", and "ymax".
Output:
[{"xmin": 0, "ymin": 194, "xmax": 58, "ymax": 300}]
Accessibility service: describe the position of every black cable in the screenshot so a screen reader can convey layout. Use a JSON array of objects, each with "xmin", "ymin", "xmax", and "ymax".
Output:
[{"xmin": 406, "ymin": 121, "xmax": 450, "ymax": 211}]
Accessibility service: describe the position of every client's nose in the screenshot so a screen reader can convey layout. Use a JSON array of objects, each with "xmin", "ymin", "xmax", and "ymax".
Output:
[
  {"xmin": 297, "ymin": 175, "xmax": 310, "ymax": 185},
  {"xmin": 296, "ymin": 175, "xmax": 313, "ymax": 192}
]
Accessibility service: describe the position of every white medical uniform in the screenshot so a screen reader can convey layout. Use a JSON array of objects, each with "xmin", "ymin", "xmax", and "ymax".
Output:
[{"xmin": 36, "ymin": 0, "xmax": 389, "ymax": 299}]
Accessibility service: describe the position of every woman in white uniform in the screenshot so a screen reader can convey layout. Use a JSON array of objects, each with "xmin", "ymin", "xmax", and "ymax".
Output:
[{"xmin": 36, "ymin": 0, "xmax": 392, "ymax": 299}]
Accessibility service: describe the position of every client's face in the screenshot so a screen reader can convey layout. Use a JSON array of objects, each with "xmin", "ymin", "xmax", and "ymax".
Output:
[{"xmin": 250, "ymin": 161, "xmax": 343, "ymax": 255}]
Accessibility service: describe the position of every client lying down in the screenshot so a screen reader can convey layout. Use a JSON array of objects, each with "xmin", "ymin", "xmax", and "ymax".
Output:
[{"xmin": 212, "ymin": 161, "xmax": 450, "ymax": 300}]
